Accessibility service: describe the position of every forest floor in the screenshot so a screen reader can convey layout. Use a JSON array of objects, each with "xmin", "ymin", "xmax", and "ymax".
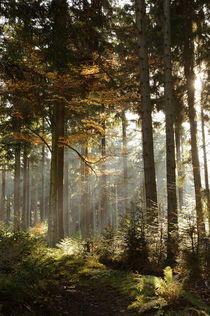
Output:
[
  {"xmin": 30, "ymin": 255, "xmax": 140, "ymax": 316},
  {"xmin": 0, "ymin": 228, "xmax": 209, "ymax": 316},
  {"xmin": 42, "ymin": 257, "xmax": 210, "ymax": 316},
  {"xmin": 1, "ymin": 253, "xmax": 210, "ymax": 316}
]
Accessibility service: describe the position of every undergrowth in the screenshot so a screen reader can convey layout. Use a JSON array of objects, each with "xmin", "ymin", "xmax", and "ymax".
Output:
[
  {"xmin": 0, "ymin": 228, "xmax": 58, "ymax": 315},
  {"xmin": 0, "ymin": 227, "xmax": 209, "ymax": 316}
]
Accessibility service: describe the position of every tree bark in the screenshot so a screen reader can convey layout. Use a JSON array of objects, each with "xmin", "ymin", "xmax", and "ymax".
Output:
[
  {"xmin": 6, "ymin": 195, "xmax": 11, "ymax": 226},
  {"xmin": 135, "ymin": 0, "xmax": 158, "ymax": 227},
  {"xmin": 40, "ymin": 119, "xmax": 45, "ymax": 222},
  {"xmin": 64, "ymin": 145, "xmax": 70, "ymax": 237},
  {"xmin": 183, "ymin": 0, "xmax": 206, "ymax": 239},
  {"xmin": 100, "ymin": 121, "xmax": 108, "ymax": 233},
  {"xmin": 163, "ymin": 0, "xmax": 178, "ymax": 264},
  {"xmin": 0, "ymin": 170, "xmax": 6, "ymax": 222},
  {"xmin": 48, "ymin": 0, "xmax": 68, "ymax": 245},
  {"xmin": 57, "ymin": 103, "xmax": 65, "ymax": 241},
  {"xmin": 80, "ymin": 144, "xmax": 92, "ymax": 238},
  {"xmin": 14, "ymin": 128, "xmax": 21, "ymax": 230},
  {"xmin": 201, "ymin": 104, "xmax": 210, "ymax": 234},
  {"xmin": 175, "ymin": 123, "xmax": 184, "ymax": 210},
  {"xmin": 122, "ymin": 111, "xmax": 128, "ymax": 213},
  {"xmin": 22, "ymin": 144, "xmax": 30, "ymax": 230},
  {"xmin": 48, "ymin": 107, "xmax": 58, "ymax": 246}
]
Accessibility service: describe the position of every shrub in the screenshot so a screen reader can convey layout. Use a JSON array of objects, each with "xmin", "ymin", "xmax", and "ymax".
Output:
[
  {"xmin": 56, "ymin": 236, "xmax": 83, "ymax": 256},
  {"xmin": 0, "ymin": 228, "xmax": 56, "ymax": 309},
  {"xmin": 95, "ymin": 226, "xmax": 122, "ymax": 264},
  {"xmin": 0, "ymin": 229, "xmax": 46, "ymax": 272},
  {"xmin": 120, "ymin": 203, "xmax": 149, "ymax": 271},
  {"xmin": 30, "ymin": 221, "xmax": 47, "ymax": 236}
]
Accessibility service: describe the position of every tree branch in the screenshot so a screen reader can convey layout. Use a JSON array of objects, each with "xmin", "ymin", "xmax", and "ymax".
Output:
[
  {"xmin": 26, "ymin": 126, "xmax": 52, "ymax": 152},
  {"xmin": 59, "ymin": 141, "xmax": 97, "ymax": 175}
]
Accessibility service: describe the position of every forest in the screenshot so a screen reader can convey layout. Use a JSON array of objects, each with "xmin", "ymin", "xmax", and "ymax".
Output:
[{"xmin": 0, "ymin": 0, "xmax": 210, "ymax": 315}]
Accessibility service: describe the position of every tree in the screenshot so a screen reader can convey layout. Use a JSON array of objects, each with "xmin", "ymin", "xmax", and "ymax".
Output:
[
  {"xmin": 163, "ymin": 0, "xmax": 178, "ymax": 264},
  {"xmin": 201, "ymin": 83, "xmax": 210, "ymax": 235},
  {"xmin": 135, "ymin": 0, "xmax": 158, "ymax": 227},
  {"xmin": 183, "ymin": 0, "xmax": 206, "ymax": 239},
  {"xmin": 122, "ymin": 111, "xmax": 128, "ymax": 213},
  {"xmin": 48, "ymin": 0, "xmax": 69, "ymax": 246}
]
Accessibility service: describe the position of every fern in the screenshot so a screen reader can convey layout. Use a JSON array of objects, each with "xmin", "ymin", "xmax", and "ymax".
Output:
[
  {"xmin": 128, "ymin": 267, "xmax": 185, "ymax": 313},
  {"xmin": 154, "ymin": 266, "xmax": 184, "ymax": 304}
]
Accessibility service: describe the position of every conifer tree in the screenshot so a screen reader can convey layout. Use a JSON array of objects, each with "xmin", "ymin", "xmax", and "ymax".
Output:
[{"xmin": 135, "ymin": 0, "xmax": 158, "ymax": 228}]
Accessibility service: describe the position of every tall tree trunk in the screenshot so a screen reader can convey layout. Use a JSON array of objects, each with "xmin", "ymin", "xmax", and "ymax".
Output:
[
  {"xmin": 100, "ymin": 122, "xmax": 108, "ymax": 233},
  {"xmin": 0, "ymin": 170, "xmax": 6, "ymax": 222},
  {"xmin": 48, "ymin": 0, "xmax": 68, "ymax": 245},
  {"xmin": 135, "ymin": 0, "xmax": 158, "ymax": 228},
  {"xmin": 80, "ymin": 144, "xmax": 91, "ymax": 238},
  {"xmin": 122, "ymin": 111, "xmax": 128, "ymax": 213},
  {"xmin": 163, "ymin": 0, "xmax": 178, "ymax": 264},
  {"xmin": 34, "ymin": 183, "xmax": 39, "ymax": 225},
  {"xmin": 115, "ymin": 185, "xmax": 119, "ymax": 228},
  {"xmin": 64, "ymin": 145, "xmax": 70, "ymax": 237},
  {"xmin": 48, "ymin": 107, "xmax": 58, "ymax": 246},
  {"xmin": 183, "ymin": 0, "xmax": 206, "ymax": 238},
  {"xmin": 201, "ymin": 104, "xmax": 210, "ymax": 234},
  {"xmin": 40, "ymin": 119, "xmax": 45, "ymax": 222},
  {"xmin": 14, "ymin": 139, "xmax": 21, "ymax": 229},
  {"xmin": 22, "ymin": 145, "xmax": 30, "ymax": 230},
  {"xmin": 175, "ymin": 123, "xmax": 184, "ymax": 210},
  {"xmin": 27, "ymin": 160, "xmax": 30, "ymax": 227},
  {"xmin": 30, "ymin": 173, "xmax": 35, "ymax": 226},
  {"xmin": 6, "ymin": 195, "xmax": 11, "ymax": 226},
  {"xmin": 57, "ymin": 104, "xmax": 65, "ymax": 241}
]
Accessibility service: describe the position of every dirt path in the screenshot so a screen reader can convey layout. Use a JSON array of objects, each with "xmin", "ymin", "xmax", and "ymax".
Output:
[{"xmin": 47, "ymin": 281, "xmax": 137, "ymax": 316}]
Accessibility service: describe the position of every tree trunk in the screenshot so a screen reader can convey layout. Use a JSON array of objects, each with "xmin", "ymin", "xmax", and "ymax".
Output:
[
  {"xmin": 57, "ymin": 103, "xmax": 65, "ymax": 241},
  {"xmin": 48, "ymin": 0, "xmax": 68, "ymax": 245},
  {"xmin": 30, "ymin": 173, "xmax": 35, "ymax": 226},
  {"xmin": 122, "ymin": 111, "xmax": 128, "ymax": 213},
  {"xmin": 201, "ymin": 104, "xmax": 210, "ymax": 234},
  {"xmin": 22, "ymin": 145, "xmax": 30, "ymax": 230},
  {"xmin": 100, "ymin": 122, "xmax": 108, "ymax": 233},
  {"xmin": 34, "ymin": 183, "xmax": 39, "ymax": 225},
  {"xmin": 135, "ymin": 0, "xmax": 158, "ymax": 227},
  {"xmin": 48, "ymin": 107, "xmax": 58, "ymax": 246},
  {"xmin": 0, "ymin": 170, "xmax": 6, "ymax": 222},
  {"xmin": 183, "ymin": 0, "xmax": 206, "ymax": 238},
  {"xmin": 115, "ymin": 185, "xmax": 119, "ymax": 228},
  {"xmin": 6, "ymin": 195, "xmax": 11, "ymax": 226},
  {"xmin": 14, "ymin": 139, "xmax": 21, "ymax": 229},
  {"xmin": 80, "ymin": 144, "xmax": 92, "ymax": 238},
  {"xmin": 40, "ymin": 119, "xmax": 45, "ymax": 222},
  {"xmin": 27, "ymin": 159, "xmax": 30, "ymax": 227},
  {"xmin": 163, "ymin": 0, "xmax": 178, "ymax": 264},
  {"xmin": 175, "ymin": 123, "xmax": 184, "ymax": 210},
  {"xmin": 64, "ymin": 145, "xmax": 70, "ymax": 237}
]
